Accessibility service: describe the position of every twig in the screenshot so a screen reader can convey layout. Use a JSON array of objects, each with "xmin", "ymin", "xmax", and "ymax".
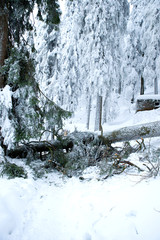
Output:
[
  {"xmin": 143, "ymin": 163, "xmax": 151, "ymax": 171},
  {"xmin": 38, "ymin": 85, "xmax": 56, "ymax": 105},
  {"xmin": 117, "ymin": 160, "xmax": 144, "ymax": 172}
]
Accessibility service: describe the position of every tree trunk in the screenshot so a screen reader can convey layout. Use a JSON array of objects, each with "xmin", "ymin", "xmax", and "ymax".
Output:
[
  {"xmin": 0, "ymin": 3, "xmax": 8, "ymax": 88},
  {"xmin": 6, "ymin": 139, "xmax": 74, "ymax": 158},
  {"xmin": 103, "ymin": 121, "xmax": 160, "ymax": 143},
  {"xmin": 86, "ymin": 96, "xmax": 91, "ymax": 130},
  {"xmin": 94, "ymin": 94, "xmax": 102, "ymax": 131},
  {"xmin": 154, "ymin": 77, "xmax": 158, "ymax": 95},
  {"xmin": 140, "ymin": 76, "xmax": 144, "ymax": 95},
  {"xmin": 6, "ymin": 132, "xmax": 95, "ymax": 158}
]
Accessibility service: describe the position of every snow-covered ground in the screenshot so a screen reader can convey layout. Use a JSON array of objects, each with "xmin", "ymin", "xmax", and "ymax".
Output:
[
  {"xmin": 0, "ymin": 159, "xmax": 160, "ymax": 240},
  {"xmin": 64, "ymin": 93, "xmax": 160, "ymax": 133}
]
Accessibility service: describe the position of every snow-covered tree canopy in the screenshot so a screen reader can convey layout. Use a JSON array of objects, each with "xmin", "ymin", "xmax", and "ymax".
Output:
[
  {"xmin": 36, "ymin": 0, "xmax": 160, "ymax": 124},
  {"xmin": 36, "ymin": 0, "xmax": 129, "ymax": 124},
  {"xmin": 123, "ymin": 0, "xmax": 160, "ymax": 97}
]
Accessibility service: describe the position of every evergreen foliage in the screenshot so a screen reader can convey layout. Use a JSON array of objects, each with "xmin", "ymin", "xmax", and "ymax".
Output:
[
  {"xmin": 7, "ymin": 0, "xmax": 34, "ymax": 45},
  {"xmin": 1, "ymin": 47, "xmax": 35, "ymax": 88},
  {"xmin": 6, "ymin": 0, "xmax": 61, "ymax": 45},
  {"xmin": 36, "ymin": 0, "xmax": 61, "ymax": 25},
  {"xmin": 1, "ymin": 161, "xmax": 27, "ymax": 179},
  {"xmin": 1, "ymin": 46, "xmax": 71, "ymax": 144},
  {"xmin": 122, "ymin": 0, "xmax": 160, "ymax": 98},
  {"xmin": 0, "ymin": 0, "xmax": 70, "ymax": 146}
]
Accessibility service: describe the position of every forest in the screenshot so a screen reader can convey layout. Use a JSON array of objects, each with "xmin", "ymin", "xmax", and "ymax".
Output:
[
  {"xmin": 0, "ymin": 0, "xmax": 160, "ymax": 176},
  {"xmin": 0, "ymin": 1, "xmax": 160, "ymax": 239}
]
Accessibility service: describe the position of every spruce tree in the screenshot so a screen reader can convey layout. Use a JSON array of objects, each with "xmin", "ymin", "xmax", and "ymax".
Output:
[{"xmin": 0, "ymin": 0, "xmax": 71, "ymax": 147}]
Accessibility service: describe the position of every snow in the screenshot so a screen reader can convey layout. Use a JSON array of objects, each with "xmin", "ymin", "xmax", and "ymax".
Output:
[
  {"xmin": 63, "ymin": 93, "xmax": 160, "ymax": 134},
  {"xmin": 0, "ymin": 161, "xmax": 160, "ymax": 240},
  {"xmin": 32, "ymin": 0, "xmax": 160, "ymax": 134},
  {"xmin": 0, "ymin": 86, "xmax": 12, "ymax": 109},
  {"xmin": 136, "ymin": 94, "xmax": 160, "ymax": 100},
  {"xmin": 35, "ymin": 0, "xmax": 129, "ymax": 120},
  {"xmin": 0, "ymin": 86, "xmax": 14, "ymax": 149}
]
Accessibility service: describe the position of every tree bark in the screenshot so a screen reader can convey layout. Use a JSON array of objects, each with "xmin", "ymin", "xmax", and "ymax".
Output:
[
  {"xmin": 5, "ymin": 132, "xmax": 96, "ymax": 158},
  {"xmin": 86, "ymin": 96, "xmax": 91, "ymax": 130},
  {"xmin": 0, "ymin": 2, "xmax": 8, "ymax": 88},
  {"xmin": 94, "ymin": 94, "xmax": 102, "ymax": 131},
  {"xmin": 154, "ymin": 77, "xmax": 158, "ymax": 95},
  {"xmin": 140, "ymin": 76, "xmax": 144, "ymax": 95},
  {"xmin": 103, "ymin": 121, "xmax": 160, "ymax": 143},
  {"xmin": 6, "ymin": 139, "xmax": 74, "ymax": 158}
]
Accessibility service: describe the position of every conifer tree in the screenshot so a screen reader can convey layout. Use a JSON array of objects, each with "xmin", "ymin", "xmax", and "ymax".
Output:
[
  {"xmin": 0, "ymin": 0, "xmax": 61, "ymax": 87},
  {"xmin": 0, "ymin": 0, "xmax": 70, "ymax": 147}
]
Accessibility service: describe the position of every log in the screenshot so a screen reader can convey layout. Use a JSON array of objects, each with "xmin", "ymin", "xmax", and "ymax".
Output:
[
  {"xmin": 103, "ymin": 121, "xmax": 160, "ymax": 143},
  {"xmin": 6, "ymin": 132, "xmax": 95, "ymax": 158},
  {"xmin": 5, "ymin": 121, "xmax": 160, "ymax": 158},
  {"xmin": 6, "ymin": 139, "xmax": 74, "ymax": 158}
]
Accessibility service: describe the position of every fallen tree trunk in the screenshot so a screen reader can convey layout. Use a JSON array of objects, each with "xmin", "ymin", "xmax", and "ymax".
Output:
[
  {"xmin": 5, "ymin": 121, "xmax": 160, "ymax": 158},
  {"xmin": 103, "ymin": 121, "xmax": 160, "ymax": 143},
  {"xmin": 6, "ymin": 139, "xmax": 74, "ymax": 158},
  {"xmin": 6, "ymin": 132, "xmax": 95, "ymax": 158}
]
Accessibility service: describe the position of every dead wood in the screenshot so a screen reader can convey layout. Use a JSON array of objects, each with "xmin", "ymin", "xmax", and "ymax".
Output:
[
  {"xmin": 116, "ymin": 160, "xmax": 144, "ymax": 172},
  {"xmin": 4, "ymin": 121, "xmax": 160, "ymax": 159},
  {"xmin": 103, "ymin": 121, "xmax": 160, "ymax": 143},
  {"xmin": 6, "ymin": 139, "xmax": 74, "ymax": 158}
]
